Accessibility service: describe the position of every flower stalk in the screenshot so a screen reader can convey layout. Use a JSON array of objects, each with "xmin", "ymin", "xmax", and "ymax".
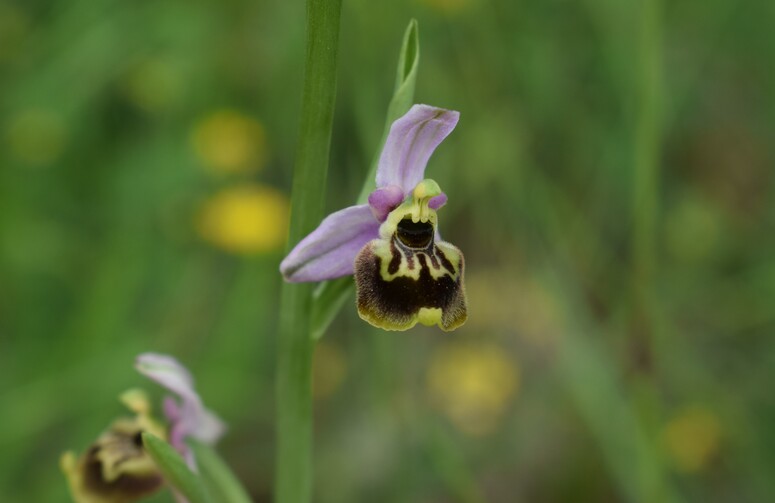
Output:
[
  {"xmin": 629, "ymin": 2, "xmax": 676, "ymax": 502},
  {"xmin": 275, "ymin": 0, "xmax": 341, "ymax": 502}
]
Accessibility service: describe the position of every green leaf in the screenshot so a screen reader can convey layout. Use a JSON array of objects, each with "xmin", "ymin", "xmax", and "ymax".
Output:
[
  {"xmin": 311, "ymin": 276, "xmax": 353, "ymax": 340},
  {"xmin": 310, "ymin": 19, "xmax": 420, "ymax": 339},
  {"xmin": 142, "ymin": 432, "xmax": 212, "ymax": 503},
  {"xmin": 189, "ymin": 440, "xmax": 253, "ymax": 503},
  {"xmin": 358, "ymin": 18, "xmax": 420, "ymax": 204}
]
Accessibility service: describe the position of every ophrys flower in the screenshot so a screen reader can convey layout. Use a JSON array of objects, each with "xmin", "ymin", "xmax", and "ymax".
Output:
[
  {"xmin": 280, "ymin": 104, "xmax": 467, "ymax": 331},
  {"xmin": 60, "ymin": 390, "xmax": 167, "ymax": 503}
]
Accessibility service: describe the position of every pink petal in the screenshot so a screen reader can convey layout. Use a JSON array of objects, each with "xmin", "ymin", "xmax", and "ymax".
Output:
[
  {"xmin": 376, "ymin": 105, "xmax": 459, "ymax": 192},
  {"xmin": 135, "ymin": 353, "xmax": 226, "ymax": 449},
  {"xmin": 368, "ymin": 185, "xmax": 405, "ymax": 222},
  {"xmin": 163, "ymin": 396, "xmax": 182, "ymax": 422},
  {"xmin": 280, "ymin": 204, "xmax": 380, "ymax": 282},
  {"xmin": 428, "ymin": 193, "xmax": 448, "ymax": 210},
  {"xmin": 136, "ymin": 354, "xmax": 197, "ymax": 402}
]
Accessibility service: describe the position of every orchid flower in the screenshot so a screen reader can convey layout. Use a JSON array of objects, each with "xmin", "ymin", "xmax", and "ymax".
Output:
[
  {"xmin": 61, "ymin": 356, "xmax": 227, "ymax": 503},
  {"xmin": 60, "ymin": 390, "xmax": 167, "ymax": 503},
  {"xmin": 135, "ymin": 353, "xmax": 226, "ymax": 469},
  {"xmin": 280, "ymin": 104, "xmax": 467, "ymax": 331}
]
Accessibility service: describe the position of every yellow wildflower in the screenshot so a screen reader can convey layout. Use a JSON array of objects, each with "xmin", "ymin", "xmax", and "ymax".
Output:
[
  {"xmin": 197, "ymin": 184, "xmax": 289, "ymax": 254},
  {"xmin": 427, "ymin": 342, "xmax": 519, "ymax": 436},
  {"xmin": 662, "ymin": 405, "xmax": 721, "ymax": 473},
  {"xmin": 191, "ymin": 110, "xmax": 267, "ymax": 174}
]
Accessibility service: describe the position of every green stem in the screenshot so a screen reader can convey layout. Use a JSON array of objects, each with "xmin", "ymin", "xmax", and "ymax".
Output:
[
  {"xmin": 632, "ymin": 0, "xmax": 662, "ymax": 333},
  {"xmin": 630, "ymin": 0, "xmax": 661, "ymax": 378},
  {"xmin": 631, "ymin": 1, "xmax": 670, "ymax": 502},
  {"xmin": 275, "ymin": 0, "xmax": 342, "ymax": 501}
]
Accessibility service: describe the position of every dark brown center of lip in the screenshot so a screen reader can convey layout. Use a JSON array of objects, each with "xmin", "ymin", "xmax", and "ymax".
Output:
[
  {"xmin": 396, "ymin": 218, "xmax": 433, "ymax": 248},
  {"xmin": 133, "ymin": 431, "xmax": 144, "ymax": 448}
]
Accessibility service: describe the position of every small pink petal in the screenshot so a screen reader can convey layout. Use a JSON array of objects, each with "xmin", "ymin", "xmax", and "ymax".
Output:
[
  {"xmin": 368, "ymin": 185, "xmax": 405, "ymax": 222},
  {"xmin": 429, "ymin": 193, "xmax": 448, "ymax": 210},
  {"xmin": 163, "ymin": 396, "xmax": 182, "ymax": 423},
  {"xmin": 135, "ymin": 353, "xmax": 226, "ymax": 453}
]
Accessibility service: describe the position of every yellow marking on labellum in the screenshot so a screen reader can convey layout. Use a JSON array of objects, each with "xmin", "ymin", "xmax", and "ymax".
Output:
[
  {"xmin": 374, "ymin": 239, "xmax": 461, "ymax": 282},
  {"xmin": 355, "ymin": 237, "xmax": 468, "ymax": 331},
  {"xmin": 418, "ymin": 308, "xmax": 443, "ymax": 326},
  {"xmin": 374, "ymin": 240, "xmax": 420, "ymax": 281},
  {"xmin": 354, "ymin": 179, "xmax": 467, "ymax": 332}
]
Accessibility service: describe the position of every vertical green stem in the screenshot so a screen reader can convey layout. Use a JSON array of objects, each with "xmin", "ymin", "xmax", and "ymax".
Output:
[
  {"xmin": 631, "ymin": 1, "xmax": 669, "ymax": 502},
  {"xmin": 632, "ymin": 0, "xmax": 662, "ymax": 331},
  {"xmin": 276, "ymin": 0, "xmax": 341, "ymax": 502}
]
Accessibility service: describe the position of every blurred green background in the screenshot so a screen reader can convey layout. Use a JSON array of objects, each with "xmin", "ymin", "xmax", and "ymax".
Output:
[{"xmin": 2, "ymin": 0, "xmax": 774, "ymax": 501}]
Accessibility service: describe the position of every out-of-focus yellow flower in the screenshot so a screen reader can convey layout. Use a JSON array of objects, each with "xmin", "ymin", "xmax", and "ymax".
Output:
[
  {"xmin": 6, "ymin": 108, "xmax": 67, "ymax": 166},
  {"xmin": 122, "ymin": 58, "xmax": 182, "ymax": 114},
  {"xmin": 61, "ymin": 390, "xmax": 167, "ymax": 503},
  {"xmin": 427, "ymin": 343, "xmax": 519, "ymax": 436},
  {"xmin": 662, "ymin": 405, "xmax": 721, "ymax": 473},
  {"xmin": 197, "ymin": 184, "xmax": 289, "ymax": 254},
  {"xmin": 191, "ymin": 110, "xmax": 267, "ymax": 174},
  {"xmin": 313, "ymin": 341, "xmax": 347, "ymax": 400}
]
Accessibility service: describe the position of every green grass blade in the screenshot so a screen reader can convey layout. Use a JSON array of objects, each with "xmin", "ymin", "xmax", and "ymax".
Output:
[
  {"xmin": 311, "ymin": 276, "xmax": 353, "ymax": 340},
  {"xmin": 142, "ymin": 433, "xmax": 212, "ymax": 503},
  {"xmin": 357, "ymin": 18, "xmax": 420, "ymax": 204},
  {"xmin": 189, "ymin": 441, "xmax": 253, "ymax": 503}
]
